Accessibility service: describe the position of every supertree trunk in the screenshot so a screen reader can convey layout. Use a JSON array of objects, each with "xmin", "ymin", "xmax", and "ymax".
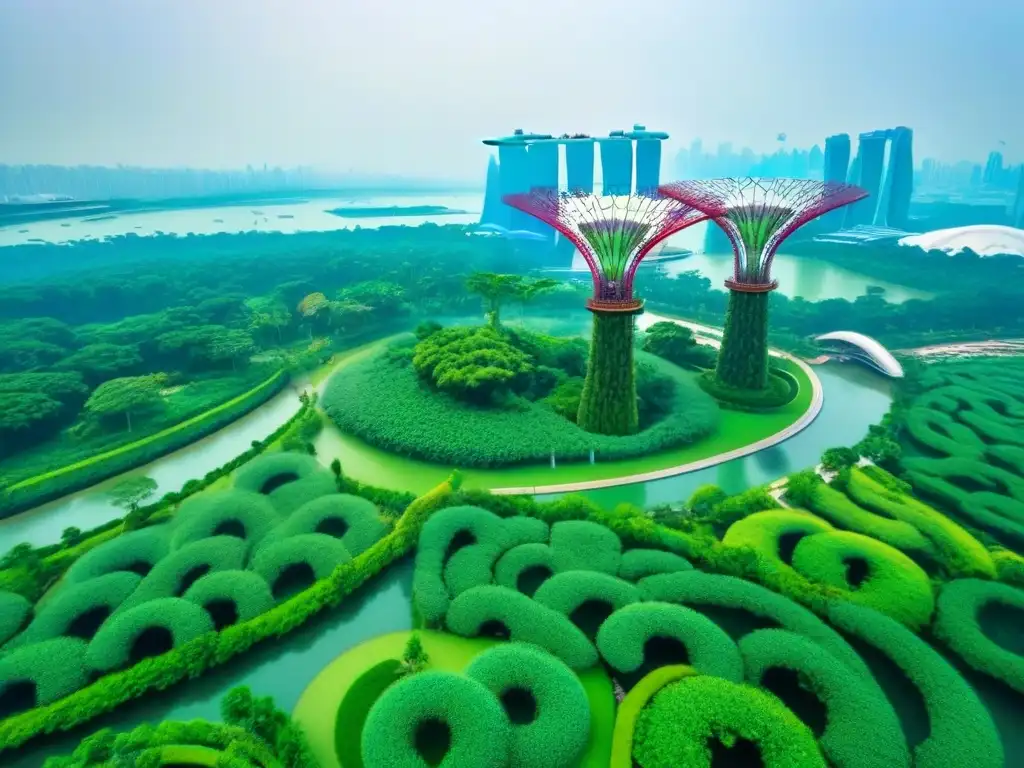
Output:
[
  {"xmin": 715, "ymin": 289, "xmax": 771, "ymax": 390},
  {"xmin": 577, "ymin": 311, "xmax": 638, "ymax": 435}
]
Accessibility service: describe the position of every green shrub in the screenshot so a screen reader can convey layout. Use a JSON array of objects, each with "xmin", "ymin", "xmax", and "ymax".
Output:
[
  {"xmin": 0, "ymin": 638, "xmax": 91, "ymax": 717},
  {"xmin": 633, "ymin": 675, "xmax": 826, "ymax": 768},
  {"xmin": 445, "ymin": 586, "xmax": 597, "ymax": 670},
  {"xmin": 464, "ymin": 643, "xmax": 590, "ymax": 768},
  {"xmin": 494, "ymin": 543, "xmax": 557, "ymax": 596},
  {"xmin": 232, "ymin": 451, "xmax": 337, "ymax": 515},
  {"xmin": 6, "ymin": 572, "xmax": 141, "ymax": 649},
  {"xmin": 843, "ymin": 468, "xmax": 994, "ymax": 579},
  {"xmin": 933, "ymin": 578, "xmax": 1024, "ymax": 694},
  {"xmin": 992, "ymin": 548, "xmax": 1024, "ymax": 587},
  {"xmin": 248, "ymin": 533, "xmax": 351, "ymax": 599},
  {"xmin": 617, "ymin": 548, "xmax": 692, "ymax": 581},
  {"xmin": 322, "ymin": 347, "xmax": 719, "ymax": 467},
  {"xmin": 442, "ymin": 516, "xmax": 549, "ymax": 600},
  {"xmin": 791, "ymin": 531, "xmax": 935, "ymax": 630},
  {"xmin": 826, "ymin": 600, "xmax": 1003, "ymax": 768},
  {"xmin": 86, "ymin": 597, "xmax": 215, "ymax": 673},
  {"xmin": 697, "ymin": 367, "xmax": 797, "ymax": 411},
  {"xmin": 740, "ymin": 629, "xmax": 909, "ymax": 768},
  {"xmin": 170, "ymin": 490, "xmax": 280, "ymax": 552},
  {"xmin": 533, "ymin": 570, "xmax": 639, "ymax": 618},
  {"xmin": 182, "ymin": 570, "xmax": 275, "ymax": 630},
  {"xmin": 0, "ymin": 590, "xmax": 31, "ymax": 647},
  {"xmin": 550, "ymin": 519, "xmax": 621, "ymax": 575},
  {"xmin": 361, "ymin": 670, "xmax": 510, "ymax": 768},
  {"xmin": 610, "ymin": 665, "xmax": 695, "ymax": 767},
  {"xmin": 63, "ymin": 527, "xmax": 171, "ymax": 585},
  {"xmin": 596, "ymin": 602, "xmax": 742, "ymax": 682},
  {"xmin": 335, "ymin": 658, "xmax": 402, "ymax": 768},
  {"xmin": 270, "ymin": 494, "xmax": 388, "ymax": 557},
  {"xmin": 722, "ymin": 509, "xmax": 833, "ymax": 563},
  {"xmin": 117, "ymin": 536, "xmax": 248, "ymax": 613},
  {"xmin": 805, "ymin": 483, "xmax": 932, "ymax": 553},
  {"xmin": 638, "ymin": 571, "xmax": 871, "ymax": 679}
]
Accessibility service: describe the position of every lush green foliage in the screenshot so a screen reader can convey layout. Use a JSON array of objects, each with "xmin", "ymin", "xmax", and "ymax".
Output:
[
  {"xmin": 335, "ymin": 659, "xmax": 401, "ymax": 768},
  {"xmin": 532, "ymin": 571, "xmax": 639, "ymax": 626},
  {"xmin": 699, "ymin": 366, "xmax": 797, "ymax": 410},
  {"xmin": 549, "ymin": 519, "xmax": 623, "ymax": 574},
  {"xmin": 62, "ymin": 526, "xmax": 171, "ymax": 585},
  {"xmin": 86, "ymin": 597, "xmax": 215, "ymax": 672},
  {"xmin": 714, "ymin": 288, "xmax": 772, "ymax": 390},
  {"xmin": 577, "ymin": 312, "xmax": 639, "ymax": 435},
  {"xmin": 271, "ymin": 494, "xmax": 388, "ymax": 557},
  {"xmin": 633, "ymin": 675, "xmax": 826, "ymax": 768},
  {"xmin": 610, "ymin": 665, "xmax": 695, "ymax": 767},
  {"xmin": 361, "ymin": 670, "xmax": 510, "ymax": 768},
  {"xmin": 641, "ymin": 321, "xmax": 716, "ymax": 370},
  {"xmin": 248, "ymin": 534, "xmax": 351, "ymax": 597},
  {"xmin": 0, "ymin": 638, "xmax": 92, "ymax": 715},
  {"xmin": 596, "ymin": 601, "xmax": 743, "ymax": 681},
  {"xmin": 170, "ymin": 490, "xmax": 281, "ymax": 552},
  {"xmin": 617, "ymin": 548, "xmax": 693, "ymax": 581},
  {"xmin": 0, "ymin": 592, "xmax": 31, "ymax": 647},
  {"xmin": 826, "ymin": 600, "xmax": 1003, "ymax": 768},
  {"xmin": 233, "ymin": 451, "xmax": 337, "ymax": 515},
  {"xmin": 445, "ymin": 586, "xmax": 598, "ymax": 669},
  {"xmin": 740, "ymin": 629, "xmax": 909, "ymax": 768},
  {"xmin": 323, "ymin": 340, "xmax": 719, "ymax": 467},
  {"xmin": 494, "ymin": 543, "xmax": 557, "ymax": 596},
  {"xmin": 183, "ymin": 571, "xmax": 276, "ymax": 629},
  {"xmin": 465, "ymin": 643, "xmax": 590, "ymax": 768},
  {"xmin": 933, "ymin": 578, "xmax": 1024, "ymax": 693},
  {"xmin": 413, "ymin": 325, "xmax": 534, "ymax": 403}
]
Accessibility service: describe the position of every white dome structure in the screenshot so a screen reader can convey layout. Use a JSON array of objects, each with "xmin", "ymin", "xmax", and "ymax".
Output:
[
  {"xmin": 815, "ymin": 331, "xmax": 904, "ymax": 378},
  {"xmin": 898, "ymin": 225, "xmax": 1024, "ymax": 257}
]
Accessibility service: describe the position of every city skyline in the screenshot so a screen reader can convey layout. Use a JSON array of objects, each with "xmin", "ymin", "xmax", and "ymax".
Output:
[{"xmin": 1, "ymin": 0, "xmax": 1021, "ymax": 179}]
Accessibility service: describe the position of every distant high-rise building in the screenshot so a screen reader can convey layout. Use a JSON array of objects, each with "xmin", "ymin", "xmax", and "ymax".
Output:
[
  {"xmin": 875, "ymin": 126, "xmax": 913, "ymax": 228},
  {"xmin": 844, "ymin": 130, "xmax": 889, "ymax": 228},
  {"xmin": 1014, "ymin": 166, "xmax": 1024, "ymax": 228},
  {"xmin": 479, "ymin": 156, "xmax": 509, "ymax": 228},
  {"xmin": 625, "ymin": 124, "xmax": 668, "ymax": 195},
  {"xmin": 824, "ymin": 134, "xmax": 851, "ymax": 184},
  {"xmin": 497, "ymin": 143, "xmax": 533, "ymax": 230},
  {"xmin": 984, "ymin": 151, "xmax": 1004, "ymax": 185},
  {"xmin": 600, "ymin": 134, "xmax": 633, "ymax": 194},
  {"xmin": 565, "ymin": 141, "xmax": 595, "ymax": 193}
]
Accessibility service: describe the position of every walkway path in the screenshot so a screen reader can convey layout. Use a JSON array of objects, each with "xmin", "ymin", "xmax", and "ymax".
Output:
[{"xmin": 490, "ymin": 314, "xmax": 825, "ymax": 496}]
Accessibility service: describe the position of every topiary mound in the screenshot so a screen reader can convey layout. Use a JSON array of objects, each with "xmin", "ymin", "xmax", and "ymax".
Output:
[
  {"xmin": 182, "ymin": 570, "xmax": 275, "ymax": 630},
  {"xmin": 87, "ymin": 597, "xmax": 215, "ymax": 672},
  {"xmin": 335, "ymin": 658, "xmax": 402, "ymax": 768},
  {"xmin": 269, "ymin": 494, "xmax": 388, "ymax": 557},
  {"xmin": 740, "ymin": 629, "xmax": 909, "ymax": 768},
  {"xmin": 5, "ymin": 571, "xmax": 141, "ymax": 648},
  {"xmin": 494, "ymin": 543, "xmax": 557, "ymax": 597},
  {"xmin": 232, "ymin": 451, "xmax": 337, "ymax": 515},
  {"xmin": 0, "ymin": 637, "xmax": 91, "ymax": 719},
  {"xmin": 933, "ymin": 578, "xmax": 1024, "ymax": 693},
  {"xmin": 632, "ymin": 675, "xmax": 826, "ymax": 768},
  {"xmin": 170, "ymin": 489, "xmax": 281, "ymax": 552},
  {"xmin": 464, "ymin": 643, "xmax": 591, "ymax": 768},
  {"xmin": 248, "ymin": 533, "xmax": 351, "ymax": 599},
  {"xmin": 532, "ymin": 571, "xmax": 639, "ymax": 640},
  {"xmin": 117, "ymin": 536, "xmax": 248, "ymax": 612},
  {"xmin": 618, "ymin": 548, "xmax": 693, "ymax": 581},
  {"xmin": 361, "ymin": 670, "xmax": 510, "ymax": 768},
  {"xmin": 0, "ymin": 590, "xmax": 32, "ymax": 647},
  {"xmin": 323, "ymin": 342, "xmax": 719, "ymax": 468},
  {"xmin": 611, "ymin": 665, "xmax": 696, "ymax": 767},
  {"xmin": 63, "ymin": 526, "xmax": 171, "ymax": 584}
]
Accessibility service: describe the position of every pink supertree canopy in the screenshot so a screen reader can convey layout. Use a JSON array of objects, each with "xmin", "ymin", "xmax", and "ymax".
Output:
[
  {"xmin": 659, "ymin": 178, "xmax": 868, "ymax": 288},
  {"xmin": 503, "ymin": 190, "xmax": 707, "ymax": 310}
]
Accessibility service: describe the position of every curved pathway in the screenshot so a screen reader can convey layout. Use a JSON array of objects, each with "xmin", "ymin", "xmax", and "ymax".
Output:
[{"xmin": 489, "ymin": 313, "xmax": 824, "ymax": 495}]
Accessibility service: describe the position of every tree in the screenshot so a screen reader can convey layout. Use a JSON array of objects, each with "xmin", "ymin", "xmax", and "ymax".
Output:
[
  {"xmin": 0, "ymin": 371, "xmax": 89, "ymax": 407},
  {"xmin": 208, "ymin": 329, "xmax": 256, "ymax": 371},
  {"xmin": 0, "ymin": 339, "xmax": 67, "ymax": 373},
  {"xmin": 339, "ymin": 280, "xmax": 406, "ymax": 313},
  {"xmin": 415, "ymin": 320, "xmax": 443, "ymax": 340},
  {"xmin": 85, "ymin": 374, "xmax": 166, "ymax": 431},
  {"xmin": 642, "ymin": 322, "xmax": 698, "ymax": 365},
  {"xmin": 821, "ymin": 446, "xmax": 859, "ymax": 472},
  {"xmin": 246, "ymin": 297, "xmax": 293, "ymax": 345},
  {"xmin": 55, "ymin": 343, "xmax": 143, "ymax": 385},
  {"xmin": 329, "ymin": 298, "xmax": 374, "ymax": 335},
  {"xmin": 412, "ymin": 326, "xmax": 533, "ymax": 403},
  {"xmin": 297, "ymin": 292, "xmax": 332, "ymax": 337},
  {"xmin": 61, "ymin": 526, "xmax": 82, "ymax": 547},
  {"xmin": 398, "ymin": 633, "xmax": 430, "ymax": 677},
  {"xmin": 856, "ymin": 434, "xmax": 902, "ymax": 469},
  {"xmin": 784, "ymin": 470, "xmax": 821, "ymax": 507},
  {"xmin": 329, "ymin": 458, "xmax": 343, "ymax": 480},
  {"xmin": 108, "ymin": 476, "xmax": 158, "ymax": 514},
  {"xmin": 686, "ymin": 484, "xmax": 728, "ymax": 517},
  {"xmin": 465, "ymin": 272, "xmax": 524, "ymax": 330},
  {"xmin": 0, "ymin": 391, "xmax": 63, "ymax": 438},
  {"xmin": 514, "ymin": 276, "xmax": 560, "ymax": 322}
]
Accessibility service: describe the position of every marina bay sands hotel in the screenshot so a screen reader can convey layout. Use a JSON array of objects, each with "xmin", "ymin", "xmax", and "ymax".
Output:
[{"xmin": 478, "ymin": 125, "xmax": 668, "ymax": 238}]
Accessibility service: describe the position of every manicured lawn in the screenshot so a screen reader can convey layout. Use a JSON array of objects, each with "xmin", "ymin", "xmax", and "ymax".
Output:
[{"xmin": 293, "ymin": 629, "xmax": 615, "ymax": 768}]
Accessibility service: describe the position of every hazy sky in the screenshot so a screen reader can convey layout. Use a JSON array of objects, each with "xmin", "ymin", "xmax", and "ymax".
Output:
[{"xmin": 1, "ymin": 0, "xmax": 1021, "ymax": 180}]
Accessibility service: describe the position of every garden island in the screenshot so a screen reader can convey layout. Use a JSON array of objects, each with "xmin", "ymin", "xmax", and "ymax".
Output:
[{"xmin": 1, "ymin": 177, "xmax": 1024, "ymax": 768}]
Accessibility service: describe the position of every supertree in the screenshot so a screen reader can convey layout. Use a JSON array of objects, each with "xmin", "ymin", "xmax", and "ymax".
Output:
[
  {"xmin": 503, "ymin": 191, "xmax": 707, "ymax": 435},
  {"xmin": 659, "ymin": 178, "xmax": 868, "ymax": 390}
]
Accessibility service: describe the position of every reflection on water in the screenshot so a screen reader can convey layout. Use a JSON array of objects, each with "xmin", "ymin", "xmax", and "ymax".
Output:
[{"xmin": 4, "ymin": 559, "xmax": 414, "ymax": 768}]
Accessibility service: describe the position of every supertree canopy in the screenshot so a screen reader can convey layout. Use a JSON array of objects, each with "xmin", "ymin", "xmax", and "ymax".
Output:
[
  {"xmin": 504, "ymin": 191, "xmax": 707, "ymax": 436},
  {"xmin": 659, "ymin": 178, "xmax": 868, "ymax": 391}
]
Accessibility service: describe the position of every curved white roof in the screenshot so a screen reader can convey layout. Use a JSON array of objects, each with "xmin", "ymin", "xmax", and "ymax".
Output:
[
  {"xmin": 815, "ymin": 331, "xmax": 904, "ymax": 377},
  {"xmin": 898, "ymin": 225, "xmax": 1024, "ymax": 257}
]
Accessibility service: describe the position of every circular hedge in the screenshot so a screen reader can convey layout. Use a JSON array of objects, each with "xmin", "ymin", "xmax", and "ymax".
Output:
[
  {"xmin": 933, "ymin": 578, "xmax": 1024, "ymax": 693},
  {"xmin": 532, "ymin": 570, "xmax": 639, "ymax": 623},
  {"xmin": 117, "ymin": 536, "xmax": 249, "ymax": 613},
  {"xmin": 248, "ymin": 533, "xmax": 351, "ymax": 599},
  {"xmin": 170, "ymin": 490, "xmax": 280, "ymax": 552},
  {"xmin": 596, "ymin": 602, "xmax": 743, "ymax": 682},
  {"xmin": 232, "ymin": 451, "xmax": 337, "ymax": 515},
  {"xmin": 323, "ymin": 344, "xmax": 720, "ymax": 468},
  {"xmin": 361, "ymin": 670, "xmax": 510, "ymax": 768},
  {"xmin": 494, "ymin": 544, "xmax": 557, "ymax": 597},
  {"xmin": 697, "ymin": 367, "xmax": 797, "ymax": 411},
  {"xmin": 740, "ymin": 629, "xmax": 909, "ymax": 768},
  {"xmin": 722, "ymin": 510, "xmax": 834, "ymax": 565},
  {"xmin": 63, "ymin": 526, "xmax": 171, "ymax": 584},
  {"xmin": 632, "ymin": 675, "xmax": 826, "ymax": 768},
  {"xmin": 271, "ymin": 494, "xmax": 388, "ymax": 557},
  {"xmin": 790, "ymin": 530, "xmax": 936, "ymax": 630},
  {"xmin": 610, "ymin": 665, "xmax": 696, "ymax": 767},
  {"xmin": 550, "ymin": 520, "xmax": 622, "ymax": 575},
  {"xmin": 617, "ymin": 548, "xmax": 693, "ymax": 581},
  {"xmin": 0, "ymin": 637, "xmax": 91, "ymax": 718},
  {"xmin": 0, "ymin": 590, "xmax": 32, "ymax": 647},
  {"xmin": 464, "ymin": 643, "xmax": 590, "ymax": 768},
  {"xmin": 182, "ymin": 570, "xmax": 275, "ymax": 630},
  {"xmin": 7, "ymin": 571, "xmax": 141, "ymax": 648},
  {"xmin": 335, "ymin": 658, "xmax": 402, "ymax": 768},
  {"xmin": 87, "ymin": 597, "xmax": 215, "ymax": 672},
  {"xmin": 445, "ymin": 586, "xmax": 598, "ymax": 670}
]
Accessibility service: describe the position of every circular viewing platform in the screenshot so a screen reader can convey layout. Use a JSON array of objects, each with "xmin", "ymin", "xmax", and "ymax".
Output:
[
  {"xmin": 585, "ymin": 297, "xmax": 646, "ymax": 314},
  {"xmin": 724, "ymin": 279, "xmax": 779, "ymax": 293}
]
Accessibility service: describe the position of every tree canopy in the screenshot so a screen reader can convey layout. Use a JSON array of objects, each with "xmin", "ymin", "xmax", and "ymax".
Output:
[
  {"xmin": 412, "ymin": 326, "xmax": 533, "ymax": 403},
  {"xmin": 84, "ymin": 374, "xmax": 167, "ymax": 431},
  {"xmin": 55, "ymin": 343, "xmax": 142, "ymax": 384}
]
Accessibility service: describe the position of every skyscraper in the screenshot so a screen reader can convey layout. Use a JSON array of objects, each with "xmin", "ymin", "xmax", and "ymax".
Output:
[
  {"xmin": 844, "ymin": 130, "xmax": 888, "ymax": 228},
  {"xmin": 600, "ymin": 133, "xmax": 633, "ymax": 195},
  {"xmin": 876, "ymin": 126, "xmax": 913, "ymax": 229},
  {"xmin": 1014, "ymin": 166, "xmax": 1024, "ymax": 228},
  {"xmin": 481, "ymin": 129, "xmax": 553, "ymax": 231},
  {"xmin": 626, "ymin": 124, "xmax": 669, "ymax": 195},
  {"xmin": 525, "ymin": 141, "xmax": 559, "ymax": 239},
  {"xmin": 565, "ymin": 140, "xmax": 595, "ymax": 193}
]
